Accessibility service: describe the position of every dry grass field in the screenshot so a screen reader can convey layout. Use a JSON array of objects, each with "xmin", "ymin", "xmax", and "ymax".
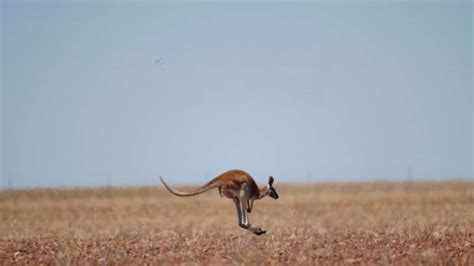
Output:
[{"xmin": 1, "ymin": 180, "xmax": 473, "ymax": 265}]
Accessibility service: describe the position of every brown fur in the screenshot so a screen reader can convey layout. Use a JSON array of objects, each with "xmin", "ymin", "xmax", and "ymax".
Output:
[{"xmin": 160, "ymin": 169, "xmax": 262, "ymax": 199}]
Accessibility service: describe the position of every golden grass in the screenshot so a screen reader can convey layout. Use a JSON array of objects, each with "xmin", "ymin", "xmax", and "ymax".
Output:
[{"xmin": 1, "ymin": 181, "xmax": 473, "ymax": 264}]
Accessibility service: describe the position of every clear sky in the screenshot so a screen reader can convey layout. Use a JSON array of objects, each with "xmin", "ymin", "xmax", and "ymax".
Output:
[{"xmin": 1, "ymin": 1, "xmax": 473, "ymax": 188}]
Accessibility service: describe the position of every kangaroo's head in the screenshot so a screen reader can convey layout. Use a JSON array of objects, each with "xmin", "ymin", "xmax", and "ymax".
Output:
[{"xmin": 268, "ymin": 176, "xmax": 279, "ymax": 199}]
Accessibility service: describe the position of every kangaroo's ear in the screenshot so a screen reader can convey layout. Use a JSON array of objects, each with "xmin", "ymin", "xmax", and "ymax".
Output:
[{"xmin": 268, "ymin": 176, "xmax": 274, "ymax": 186}]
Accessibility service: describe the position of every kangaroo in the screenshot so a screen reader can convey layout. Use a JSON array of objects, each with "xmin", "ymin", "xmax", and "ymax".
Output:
[{"xmin": 159, "ymin": 169, "xmax": 279, "ymax": 235}]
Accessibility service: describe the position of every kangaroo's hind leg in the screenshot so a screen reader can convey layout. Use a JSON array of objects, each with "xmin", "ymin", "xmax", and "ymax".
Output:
[
  {"xmin": 233, "ymin": 198, "xmax": 248, "ymax": 229},
  {"xmin": 241, "ymin": 196, "xmax": 266, "ymax": 236}
]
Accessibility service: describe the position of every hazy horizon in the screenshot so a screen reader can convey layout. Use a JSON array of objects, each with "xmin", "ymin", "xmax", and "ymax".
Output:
[{"xmin": 2, "ymin": 2, "xmax": 473, "ymax": 188}]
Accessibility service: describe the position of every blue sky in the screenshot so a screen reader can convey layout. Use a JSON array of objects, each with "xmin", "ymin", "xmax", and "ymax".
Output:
[{"xmin": 1, "ymin": 1, "xmax": 472, "ymax": 187}]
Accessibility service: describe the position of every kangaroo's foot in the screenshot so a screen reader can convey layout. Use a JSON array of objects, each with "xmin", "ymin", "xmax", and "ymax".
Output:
[{"xmin": 249, "ymin": 226, "xmax": 266, "ymax": 236}]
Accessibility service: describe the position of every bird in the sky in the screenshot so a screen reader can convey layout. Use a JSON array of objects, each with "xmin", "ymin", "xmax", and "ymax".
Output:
[{"xmin": 154, "ymin": 58, "xmax": 164, "ymax": 69}]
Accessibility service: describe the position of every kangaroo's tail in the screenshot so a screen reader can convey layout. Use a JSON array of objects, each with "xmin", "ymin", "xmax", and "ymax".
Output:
[{"xmin": 159, "ymin": 176, "xmax": 220, "ymax": 197}]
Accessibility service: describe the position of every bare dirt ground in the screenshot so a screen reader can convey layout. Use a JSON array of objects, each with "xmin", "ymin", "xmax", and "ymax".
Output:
[{"xmin": 1, "ymin": 180, "xmax": 473, "ymax": 265}]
